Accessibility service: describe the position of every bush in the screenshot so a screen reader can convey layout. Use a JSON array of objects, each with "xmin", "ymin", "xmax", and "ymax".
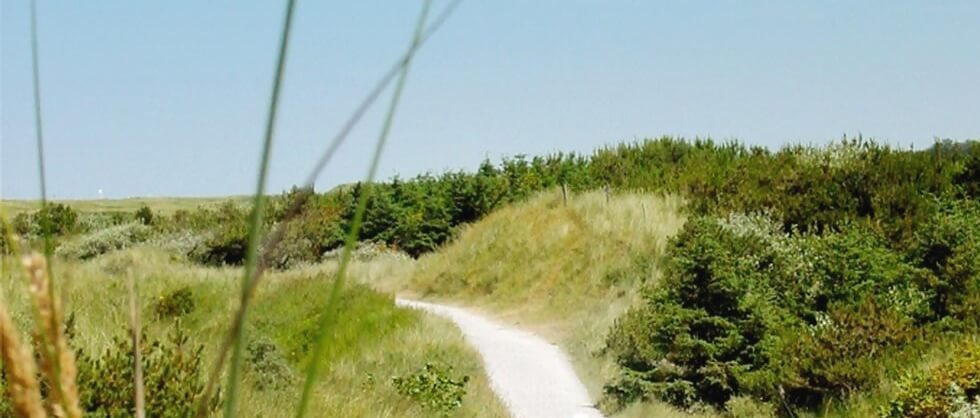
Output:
[
  {"xmin": 37, "ymin": 203, "xmax": 79, "ymax": 236},
  {"xmin": 11, "ymin": 203, "xmax": 79, "ymax": 238},
  {"xmin": 267, "ymin": 219, "xmax": 319, "ymax": 270},
  {"xmin": 392, "ymin": 363, "xmax": 469, "ymax": 416},
  {"xmin": 78, "ymin": 212, "xmax": 125, "ymax": 234},
  {"xmin": 149, "ymin": 230, "xmax": 211, "ymax": 260},
  {"xmin": 135, "ymin": 205, "xmax": 154, "ymax": 225},
  {"xmin": 775, "ymin": 302, "xmax": 918, "ymax": 407},
  {"xmin": 55, "ymin": 223, "xmax": 151, "ymax": 260},
  {"xmin": 191, "ymin": 202, "xmax": 250, "ymax": 266},
  {"xmin": 882, "ymin": 338, "xmax": 980, "ymax": 418},
  {"xmin": 603, "ymin": 214, "xmax": 936, "ymax": 411},
  {"xmin": 153, "ymin": 287, "xmax": 195, "ymax": 319},
  {"xmin": 75, "ymin": 323, "xmax": 217, "ymax": 417},
  {"xmin": 908, "ymin": 199, "xmax": 980, "ymax": 321},
  {"xmin": 246, "ymin": 337, "xmax": 294, "ymax": 391},
  {"xmin": 603, "ymin": 215, "xmax": 799, "ymax": 409}
]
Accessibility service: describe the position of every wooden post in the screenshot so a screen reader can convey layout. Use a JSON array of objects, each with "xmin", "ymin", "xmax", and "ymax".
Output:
[{"xmin": 561, "ymin": 183, "xmax": 568, "ymax": 206}]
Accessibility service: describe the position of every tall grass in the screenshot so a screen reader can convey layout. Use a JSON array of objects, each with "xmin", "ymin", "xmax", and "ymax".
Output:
[
  {"xmin": 5, "ymin": 0, "xmax": 469, "ymax": 416},
  {"xmin": 1, "ymin": 246, "xmax": 509, "ymax": 417},
  {"xmin": 390, "ymin": 189, "xmax": 697, "ymax": 417},
  {"xmin": 221, "ymin": 0, "xmax": 297, "ymax": 415},
  {"xmin": 294, "ymin": 1, "xmax": 433, "ymax": 415}
]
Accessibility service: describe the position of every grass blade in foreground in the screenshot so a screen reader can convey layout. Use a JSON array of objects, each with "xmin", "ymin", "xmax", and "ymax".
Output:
[
  {"xmin": 28, "ymin": 2, "xmax": 81, "ymax": 416},
  {"xmin": 192, "ymin": 2, "xmax": 463, "ymax": 416},
  {"xmin": 221, "ymin": 0, "xmax": 298, "ymax": 416},
  {"xmin": 128, "ymin": 274, "xmax": 146, "ymax": 418},
  {"xmin": 293, "ymin": 0, "xmax": 433, "ymax": 416}
]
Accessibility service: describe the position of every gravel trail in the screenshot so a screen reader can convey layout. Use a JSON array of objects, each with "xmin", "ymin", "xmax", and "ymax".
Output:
[{"xmin": 396, "ymin": 298, "xmax": 605, "ymax": 418}]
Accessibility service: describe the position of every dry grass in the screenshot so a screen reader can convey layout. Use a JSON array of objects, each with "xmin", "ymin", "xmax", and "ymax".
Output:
[{"xmin": 0, "ymin": 300, "xmax": 46, "ymax": 417}]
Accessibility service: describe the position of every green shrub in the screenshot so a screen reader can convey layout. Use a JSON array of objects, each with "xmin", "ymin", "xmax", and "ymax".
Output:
[
  {"xmin": 153, "ymin": 287, "xmax": 195, "ymax": 319},
  {"xmin": 603, "ymin": 215, "xmax": 798, "ymax": 409},
  {"xmin": 192, "ymin": 202, "xmax": 250, "ymax": 266},
  {"xmin": 392, "ymin": 363, "xmax": 469, "ymax": 416},
  {"xmin": 37, "ymin": 203, "xmax": 79, "ymax": 236},
  {"xmin": 952, "ymin": 140, "xmax": 980, "ymax": 198},
  {"xmin": 78, "ymin": 212, "xmax": 125, "ymax": 233},
  {"xmin": 149, "ymin": 230, "xmax": 211, "ymax": 260},
  {"xmin": 604, "ymin": 214, "xmax": 936, "ymax": 411},
  {"xmin": 55, "ymin": 222, "xmax": 151, "ymax": 260},
  {"xmin": 775, "ymin": 302, "xmax": 918, "ymax": 407},
  {"xmin": 11, "ymin": 203, "xmax": 79, "ymax": 238},
  {"xmin": 134, "ymin": 205, "xmax": 154, "ymax": 225},
  {"xmin": 75, "ymin": 323, "xmax": 217, "ymax": 417},
  {"xmin": 882, "ymin": 338, "xmax": 980, "ymax": 418},
  {"xmin": 909, "ymin": 199, "xmax": 980, "ymax": 321},
  {"xmin": 246, "ymin": 337, "xmax": 294, "ymax": 391},
  {"xmin": 267, "ymin": 220, "xmax": 319, "ymax": 270}
]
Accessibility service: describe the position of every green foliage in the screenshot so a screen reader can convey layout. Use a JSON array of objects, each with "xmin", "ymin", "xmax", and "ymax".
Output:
[
  {"xmin": 953, "ymin": 141, "xmax": 980, "ymax": 198},
  {"xmin": 38, "ymin": 203, "xmax": 80, "ymax": 236},
  {"xmin": 908, "ymin": 199, "xmax": 980, "ymax": 322},
  {"xmin": 603, "ymin": 213, "xmax": 939, "ymax": 411},
  {"xmin": 882, "ymin": 338, "xmax": 980, "ymax": 418},
  {"xmin": 140, "ymin": 138, "xmax": 974, "ymax": 268},
  {"xmin": 75, "ymin": 323, "xmax": 217, "ymax": 417},
  {"xmin": 77, "ymin": 212, "xmax": 130, "ymax": 234},
  {"xmin": 245, "ymin": 337, "xmax": 294, "ymax": 391},
  {"xmin": 725, "ymin": 395, "xmax": 776, "ymax": 418},
  {"xmin": 392, "ymin": 363, "xmax": 469, "ymax": 416},
  {"xmin": 192, "ymin": 201, "xmax": 250, "ymax": 266},
  {"xmin": 153, "ymin": 286, "xmax": 195, "ymax": 319},
  {"xmin": 11, "ymin": 203, "xmax": 79, "ymax": 238},
  {"xmin": 55, "ymin": 222, "xmax": 151, "ymax": 260},
  {"xmin": 134, "ymin": 205, "xmax": 154, "ymax": 225}
]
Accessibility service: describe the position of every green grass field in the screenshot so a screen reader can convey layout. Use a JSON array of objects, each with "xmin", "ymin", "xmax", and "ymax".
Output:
[
  {"xmin": 1, "ymin": 196, "xmax": 250, "ymax": 215},
  {"xmin": 0, "ymin": 247, "xmax": 507, "ymax": 417}
]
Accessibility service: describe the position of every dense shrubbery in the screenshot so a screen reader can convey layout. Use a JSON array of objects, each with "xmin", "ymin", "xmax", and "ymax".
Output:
[
  {"xmin": 13, "ymin": 203, "xmax": 79, "ymax": 238},
  {"xmin": 5, "ymin": 136, "xmax": 978, "ymax": 415},
  {"xmin": 135, "ymin": 205, "xmax": 154, "ymax": 225},
  {"xmin": 74, "ymin": 323, "xmax": 216, "ymax": 417},
  {"xmin": 598, "ymin": 139, "xmax": 980, "ymax": 414},
  {"xmin": 55, "ymin": 222, "xmax": 151, "ymax": 260},
  {"xmin": 603, "ymin": 202, "xmax": 979, "ymax": 412},
  {"xmin": 27, "ymin": 137, "xmax": 980, "ymax": 269}
]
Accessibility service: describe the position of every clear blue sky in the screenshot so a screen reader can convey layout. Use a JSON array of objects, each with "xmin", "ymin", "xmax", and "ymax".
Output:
[{"xmin": 2, "ymin": 1, "xmax": 978, "ymax": 199}]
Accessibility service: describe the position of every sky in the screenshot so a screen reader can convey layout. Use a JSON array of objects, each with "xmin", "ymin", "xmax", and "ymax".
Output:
[{"xmin": 2, "ymin": 1, "xmax": 978, "ymax": 199}]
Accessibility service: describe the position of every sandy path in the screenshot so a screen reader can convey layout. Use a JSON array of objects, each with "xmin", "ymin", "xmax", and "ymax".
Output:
[{"xmin": 396, "ymin": 298, "xmax": 605, "ymax": 418}]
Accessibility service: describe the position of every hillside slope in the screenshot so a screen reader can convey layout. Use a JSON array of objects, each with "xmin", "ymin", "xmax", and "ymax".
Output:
[{"xmin": 381, "ymin": 189, "xmax": 694, "ymax": 416}]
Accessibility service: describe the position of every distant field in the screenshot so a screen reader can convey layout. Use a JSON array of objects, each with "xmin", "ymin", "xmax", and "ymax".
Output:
[{"xmin": 1, "ymin": 196, "xmax": 249, "ymax": 215}]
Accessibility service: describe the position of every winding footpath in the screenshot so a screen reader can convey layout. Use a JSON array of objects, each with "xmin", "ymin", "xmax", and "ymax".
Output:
[{"xmin": 396, "ymin": 298, "xmax": 606, "ymax": 418}]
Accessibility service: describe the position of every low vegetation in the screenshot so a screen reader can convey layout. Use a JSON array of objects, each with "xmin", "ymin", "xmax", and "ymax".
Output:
[
  {"xmin": 389, "ymin": 189, "xmax": 690, "ymax": 416},
  {"xmin": 3, "ymin": 136, "xmax": 979, "ymax": 416},
  {"xmin": 0, "ymin": 248, "xmax": 506, "ymax": 417}
]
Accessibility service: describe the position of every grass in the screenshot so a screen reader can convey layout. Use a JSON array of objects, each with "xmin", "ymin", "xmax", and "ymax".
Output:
[
  {"xmin": 0, "ymin": 197, "xmax": 250, "ymax": 215},
  {"xmin": 374, "ymin": 188, "xmax": 698, "ymax": 417},
  {"xmin": 0, "ymin": 247, "xmax": 508, "ymax": 417},
  {"xmin": 4, "ymin": 0, "xmax": 474, "ymax": 414}
]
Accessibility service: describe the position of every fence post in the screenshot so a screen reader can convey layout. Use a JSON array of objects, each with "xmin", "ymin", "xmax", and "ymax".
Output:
[{"xmin": 561, "ymin": 183, "xmax": 568, "ymax": 206}]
